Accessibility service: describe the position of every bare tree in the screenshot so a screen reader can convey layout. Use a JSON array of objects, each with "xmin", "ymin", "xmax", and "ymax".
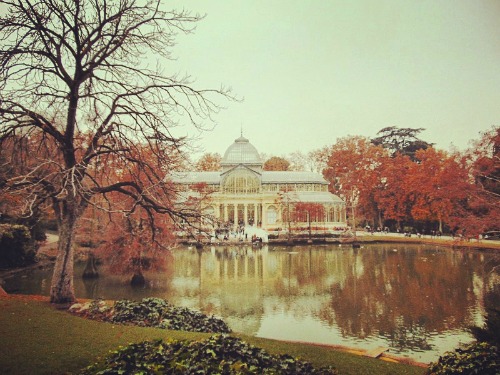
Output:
[{"xmin": 0, "ymin": 0, "xmax": 231, "ymax": 303}]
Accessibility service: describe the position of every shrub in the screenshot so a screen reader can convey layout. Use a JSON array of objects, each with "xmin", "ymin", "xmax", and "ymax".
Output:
[
  {"xmin": 427, "ymin": 341, "xmax": 499, "ymax": 375},
  {"xmin": 0, "ymin": 224, "xmax": 36, "ymax": 268},
  {"xmin": 110, "ymin": 297, "xmax": 232, "ymax": 333},
  {"xmin": 471, "ymin": 308, "xmax": 500, "ymax": 346},
  {"xmin": 81, "ymin": 334, "xmax": 338, "ymax": 374}
]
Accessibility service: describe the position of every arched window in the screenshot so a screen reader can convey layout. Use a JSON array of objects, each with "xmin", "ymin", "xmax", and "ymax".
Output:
[
  {"xmin": 222, "ymin": 170, "xmax": 260, "ymax": 194},
  {"xmin": 267, "ymin": 205, "xmax": 277, "ymax": 225},
  {"xmin": 329, "ymin": 206, "xmax": 336, "ymax": 222}
]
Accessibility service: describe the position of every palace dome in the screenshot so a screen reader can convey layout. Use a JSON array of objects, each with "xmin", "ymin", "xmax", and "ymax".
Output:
[{"xmin": 221, "ymin": 136, "xmax": 262, "ymax": 166}]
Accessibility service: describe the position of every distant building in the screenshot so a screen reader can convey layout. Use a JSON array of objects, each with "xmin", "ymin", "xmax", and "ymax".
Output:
[{"xmin": 171, "ymin": 135, "xmax": 346, "ymax": 232}]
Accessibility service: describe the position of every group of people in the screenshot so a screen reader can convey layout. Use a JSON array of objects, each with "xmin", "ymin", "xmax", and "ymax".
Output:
[
  {"xmin": 212, "ymin": 223, "xmax": 262, "ymax": 243},
  {"xmin": 363, "ymin": 225, "xmax": 444, "ymax": 239}
]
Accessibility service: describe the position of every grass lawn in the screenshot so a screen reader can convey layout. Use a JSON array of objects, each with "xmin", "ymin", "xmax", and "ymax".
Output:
[{"xmin": 0, "ymin": 295, "xmax": 426, "ymax": 375}]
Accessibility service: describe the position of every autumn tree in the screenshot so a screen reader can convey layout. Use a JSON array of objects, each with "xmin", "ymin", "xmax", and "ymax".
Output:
[
  {"xmin": 0, "ymin": 136, "xmax": 25, "ymax": 221},
  {"xmin": 470, "ymin": 127, "xmax": 500, "ymax": 203},
  {"xmin": 293, "ymin": 202, "xmax": 325, "ymax": 240},
  {"xmin": 0, "ymin": 1, "xmax": 231, "ymax": 303},
  {"xmin": 95, "ymin": 210, "xmax": 175, "ymax": 286},
  {"xmin": 372, "ymin": 126, "xmax": 433, "ymax": 161},
  {"xmin": 449, "ymin": 127, "xmax": 500, "ymax": 237},
  {"xmin": 373, "ymin": 153, "xmax": 414, "ymax": 230},
  {"xmin": 79, "ymin": 141, "xmax": 184, "ymax": 280},
  {"xmin": 264, "ymin": 156, "xmax": 290, "ymax": 171},
  {"xmin": 322, "ymin": 136, "xmax": 388, "ymax": 228},
  {"xmin": 409, "ymin": 148, "xmax": 471, "ymax": 233},
  {"xmin": 195, "ymin": 152, "xmax": 221, "ymax": 171}
]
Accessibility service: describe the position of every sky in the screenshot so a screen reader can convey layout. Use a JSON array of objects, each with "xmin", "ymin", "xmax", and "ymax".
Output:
[{"xmin": 166, "ymin": 0, "xmax": 500, "ymax": 157}]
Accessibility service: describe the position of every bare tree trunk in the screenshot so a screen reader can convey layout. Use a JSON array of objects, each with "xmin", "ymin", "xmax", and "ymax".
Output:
[{"xmin": 50, "ymin": 213, "xmax": 77, "ymax": 303}]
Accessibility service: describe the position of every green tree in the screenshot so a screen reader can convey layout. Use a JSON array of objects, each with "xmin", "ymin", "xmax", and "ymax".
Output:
[{"xmin": 371, "ymin": 126, "xmax": 433, "ymax": 161}]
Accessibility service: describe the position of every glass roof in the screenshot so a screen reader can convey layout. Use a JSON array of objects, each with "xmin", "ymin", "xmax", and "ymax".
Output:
[
  {"xmin": 221, "ymin": 136, "xmax": 262, "ymax": 165},
  {"xmin": 171, "ymin": 171, "xmax": 328, "ymax": 185}
]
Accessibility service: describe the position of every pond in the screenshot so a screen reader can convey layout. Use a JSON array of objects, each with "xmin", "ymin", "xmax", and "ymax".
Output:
[{"xmin": 3, "ymin": 243, "xmax": 499, "ymax": 363}]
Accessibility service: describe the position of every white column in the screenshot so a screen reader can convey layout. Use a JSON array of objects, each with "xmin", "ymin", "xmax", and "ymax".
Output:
[
  {"xmin": 244, "ymin": 203, "xmax": 248, "ymax": 225},
  {"xmin": 262, "ymin": 204, "xmax": 267, "ymax": 227},
  {"xmin": 253, "ymin": 203, "xmax": 258, "ymax": 225}
]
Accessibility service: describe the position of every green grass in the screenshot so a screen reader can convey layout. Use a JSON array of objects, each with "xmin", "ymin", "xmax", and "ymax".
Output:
[{"xmin": 0, "ymin": 295, "xmax": 426, "ymax": 375}]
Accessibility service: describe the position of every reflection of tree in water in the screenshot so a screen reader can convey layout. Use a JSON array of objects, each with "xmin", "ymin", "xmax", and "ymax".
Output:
[
  {"xmin": 82, "ymin": 277, "xmax": 100, "ymax": 298},
  {"xmin": 323, "ymin": 246, "xmax": 492, "ymax": 351},
  {"xmin": 383, "ymin": 320, "xmax": 433, "ymax": 352},
  {"xmin": 471, "ymin": 281, "xmax": 500, "ymax": 344}
]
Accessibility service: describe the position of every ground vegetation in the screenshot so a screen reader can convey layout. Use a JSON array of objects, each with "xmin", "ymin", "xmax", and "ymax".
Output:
[
  {"xmin": 71, "ymin": 297, "xmax": 231, "ymax": 333},
  {"xmin": 0, "ymin": 224, "xmax": 36, "ymax": 267},
  {"xmin": 81, "ymin": 334, "xmax": 339, "ymax": 374}
]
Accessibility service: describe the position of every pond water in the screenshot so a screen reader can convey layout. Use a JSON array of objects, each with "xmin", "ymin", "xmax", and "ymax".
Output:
[{"xmin": 4, "ymin": 243, "xmax": 499, "ymax": 363}]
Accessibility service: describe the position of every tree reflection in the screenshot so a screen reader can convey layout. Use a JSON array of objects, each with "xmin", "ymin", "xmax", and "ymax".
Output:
[{"xmin": 323, "ymin": 246, "xmax": 493, "ymax": 351}]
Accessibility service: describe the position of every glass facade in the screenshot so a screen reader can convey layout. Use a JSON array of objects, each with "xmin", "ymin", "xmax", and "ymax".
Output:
[
  {"xmin": 222, "ymin": 170, "xmax": 260, "ymax": 194},
  {"xmin": 172, "ymin": 135, "xmax": 347, "ymax": 231}
]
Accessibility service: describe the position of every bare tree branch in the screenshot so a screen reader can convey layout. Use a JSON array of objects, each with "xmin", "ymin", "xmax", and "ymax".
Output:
[{"xmin": 0, "ymin": 0, "xmax": 233, "ymax": 303}]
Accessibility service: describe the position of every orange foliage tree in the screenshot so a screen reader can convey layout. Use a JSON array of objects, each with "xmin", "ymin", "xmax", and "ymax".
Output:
[
  {"xmin": 293, "ymin": 202, "xmax": 325, "ymax": 239},
  {"xmin": 264, "ymin": 156, "xmax": 291, "ymax": 171},
  {"xmin": 409, "ymin": 148, "xmax": 470, "ymax": 233},
  {"xmin": 317, "ymin": 128, "xmax": 498, "ymax": 236},
  {"xmin": 79, "ymin": 143, "xmax": 181, "ymax": 283},
  {"xmin": 373, "ymin": 153, "xmax": 415, "ymax": 230},
  {"xmin": 95, "ymin": 211, "xmax": 175, "ymax": 286},
  {"xmin": 195, "ymin": 153, "xmax": 222, "ymax": 171},
  {"xmin": 447, "ymin": 127, "xmax": 500, "ymax": 238},
  {"xmin": 323, "ymin": 136, "xmax": 388, "ymax": 229}
]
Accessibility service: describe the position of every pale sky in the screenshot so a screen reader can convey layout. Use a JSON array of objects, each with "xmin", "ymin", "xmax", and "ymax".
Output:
[{"xmin": 168, "ymin": 0, "xmax": 500, "ymax": 157}]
